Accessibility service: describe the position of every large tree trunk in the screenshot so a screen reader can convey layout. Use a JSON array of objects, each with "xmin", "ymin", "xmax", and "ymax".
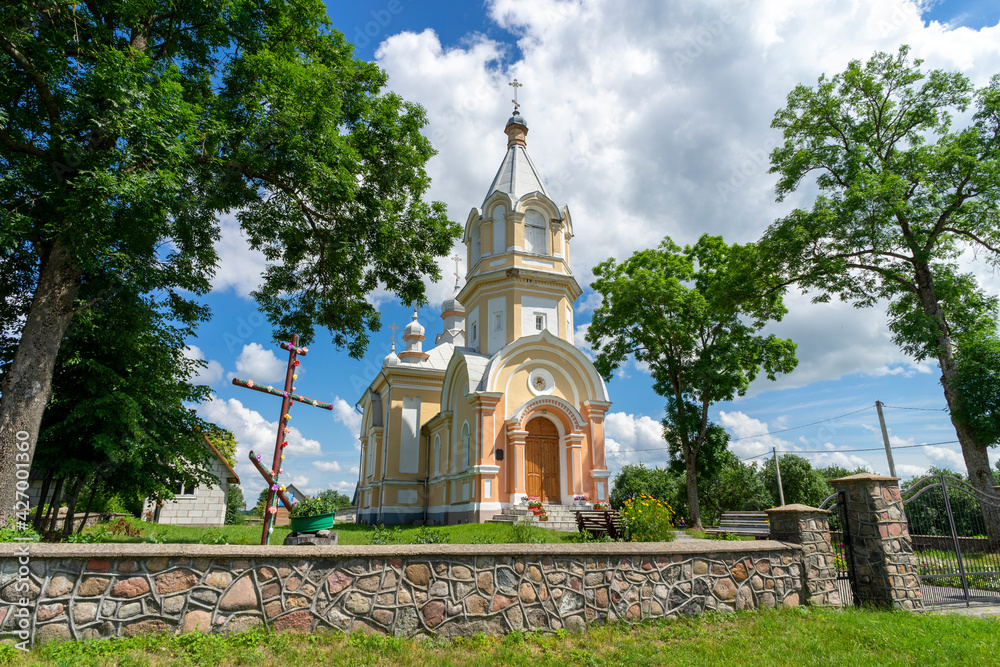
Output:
[
  {"xmin": 0, "ymin": 237, "xmax": 81, "ymax": 522},
  {"xmin": 913, "ymin": 261, "xmax": 1000, "ymax": 543},
  {"xmin": 683, "ymin": 444, "xmax": 703, "ymax": 530}
]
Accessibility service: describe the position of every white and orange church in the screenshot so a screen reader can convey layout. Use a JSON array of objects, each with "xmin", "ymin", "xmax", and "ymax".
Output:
[{"xmin": 354, "ymin": 107, "xmax": 612, "ymax": 525}]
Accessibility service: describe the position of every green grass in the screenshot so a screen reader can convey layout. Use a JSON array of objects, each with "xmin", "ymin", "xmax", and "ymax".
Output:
[
  {"xmin": 71, "ymin": 519, "xmax": 573, "ymax": 546},
  {"xmin": 5, "ymin": 607, "xmax": 997, "ymax": 666}
]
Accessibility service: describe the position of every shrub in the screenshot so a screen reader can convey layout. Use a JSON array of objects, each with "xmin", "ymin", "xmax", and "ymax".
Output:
[
  {"xmin": 620, "ymin": 495, "xmax": 676, "ymax": 542},
  {"xmin": 288, "ymin": 496, "xmax": 335, "ymax": 518},
  {"xmin": 0, "ymin": 517, "xmax": 40, "ymax": 543},
  {"xmin": 412, "ymin": 526, "xmax": 447, "ymax": 544},
  {"xmin": 368, "ymin": 524, "xmax": 402, "ymax": 545}
]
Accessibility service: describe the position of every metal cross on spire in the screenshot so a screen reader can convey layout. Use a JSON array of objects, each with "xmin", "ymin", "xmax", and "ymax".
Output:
[
  {"xmin": 509, "ymin": 79, "xmax": 522, "ymax": 112},
  {"xmin": 451, "ymin": 253, "xmax": 462, "ymax": 284},
  {"xmin": 388, "ymin": 322, "xmax": 399, "ymax": 344}
]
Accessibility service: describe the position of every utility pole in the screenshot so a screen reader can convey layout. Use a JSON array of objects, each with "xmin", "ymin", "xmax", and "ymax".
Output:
[
  {"xmin": 875, "ymin": 400, "xmax": 898, "ymax": 478},
  {"xmin": 773, "ymin": 447, "xmax": 785, "ymax": 506}
]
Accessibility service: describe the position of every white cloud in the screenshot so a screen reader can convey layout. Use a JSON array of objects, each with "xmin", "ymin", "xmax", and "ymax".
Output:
[
  {"xmin": 184, "ymin": 345, "xmax": 224, "ymax": 386},
  {"xmin": 349, "ymin": 465, "xmax": 360, "ymax": 475},
  {"xmin": 231, "ymin": 343, "xmax": 285, "ymax": 384},
  {"xmin": 197, "ymin": 396, "xmax": 323, "ymax": 458},
  {"xmin": 924, "ymin": 445, "xmax": 967, "ymax": 472},
  {"xmin": 604, "ymin": 411, "xmax": 666, "ymax": 468},
  {"xmin": 332, "ymin": 397, "xmax": 363, "ymax": 437},
  {"xmin": 211, "ymin": 214, "xmax": 267, "ymax": 297},
  {"xmin": 312, "ymin": 460, "xmax": 343, "ymax": 473},
  {"xmin": 896, "ymin": 463, "xmax": 928, "ymax": 479},
  {"xmin": 372, "ymin": 0, "xmax": 1000, "ymax": 390},
  {"xmin": 718, "ymin": 410, "xmax": 793, "ymax": 459}
]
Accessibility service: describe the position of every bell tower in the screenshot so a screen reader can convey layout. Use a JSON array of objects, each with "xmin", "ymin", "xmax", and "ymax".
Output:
[{"xmin": 458, "ymin": 95, "xmax": 581, "ymax": 356}]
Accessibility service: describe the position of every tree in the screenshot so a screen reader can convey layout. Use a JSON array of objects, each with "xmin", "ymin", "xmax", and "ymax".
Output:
[
  {"xmin": 0, "ymin": 0, "xmax": 458, "ymax": 518},
  {"xmin": 316, "ymin": 489, "xmax": 353, "ymax": 509},
  {"xmin": 608, "ymin": 464, "xmax": 673, "ymax": 510},
  {"xmin": 761, "ymin": 47, "xmax": 1000, "ymax": 529},
  {"xmin": 204, "ymin": 426, "xmax": 238, "ymax": 469},
  {"xmin": 588, "ymin": 235, "xmax": 798, "ymax": 529},
  {"xmin": 225, "ymin": 485, "xmax": 245, "ymax": 525},
  {"xmin": 699, "ymin": 452, "xmax": 771, "ymax": 524},
  {"xmin": 28, "ymin": 281, "xmax": 218, "ymax": 537},
  {"xmin": 760, "ymin": 454, "xmax": 831, "ymax": 508}
]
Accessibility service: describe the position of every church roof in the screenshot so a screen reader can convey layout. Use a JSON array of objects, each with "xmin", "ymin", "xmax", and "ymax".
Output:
[{"xmin": 483, "ymin": 114, "xmax": 549, "ymax": 207}]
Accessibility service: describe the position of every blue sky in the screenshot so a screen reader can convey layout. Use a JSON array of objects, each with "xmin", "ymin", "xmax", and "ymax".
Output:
[{"xmin": 188, "ymin": 1, "xmax": 1000, "ymax": 502}]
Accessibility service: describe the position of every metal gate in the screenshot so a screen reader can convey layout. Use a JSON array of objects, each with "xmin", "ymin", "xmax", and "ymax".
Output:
[
  {"xmin": 819, "ymin": 490, "xmax": 858, "ymax": 607},
  {"xmin": 901, "ymin": 474, "xmax": 1000, "ymax": 608}
]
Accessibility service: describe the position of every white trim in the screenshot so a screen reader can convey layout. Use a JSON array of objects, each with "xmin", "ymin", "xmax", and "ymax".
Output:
[
  {"xmin": 470, "ymin": 465, "xmax": 500, "ymax": 475},
  {"xmin": 590, "ymin": 469, "xmax": 612, "ymax": 478}
]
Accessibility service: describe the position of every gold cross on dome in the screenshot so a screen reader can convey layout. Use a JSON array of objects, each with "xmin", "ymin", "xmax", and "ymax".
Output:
[
  {"xmin": 388, "ymin": 322, "xmax": 399, "ymax": 344},
  {"xmin": 509, "ymin": 79, "xmax": 522, "ymax": 111}
]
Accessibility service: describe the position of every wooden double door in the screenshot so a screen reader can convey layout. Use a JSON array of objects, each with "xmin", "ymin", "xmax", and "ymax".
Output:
[{"xmin": 525, "ymin": 417, "xmax": 560, "ymax": 502}]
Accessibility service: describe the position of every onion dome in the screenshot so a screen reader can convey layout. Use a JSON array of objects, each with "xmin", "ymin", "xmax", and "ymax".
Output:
[
  {"xmin": 403, "ymin": 308, "xmax": 425, "ymax": 339},
  {"xmin": 382, "ymin": 342, "xmax": 399, "ymax": 368}
]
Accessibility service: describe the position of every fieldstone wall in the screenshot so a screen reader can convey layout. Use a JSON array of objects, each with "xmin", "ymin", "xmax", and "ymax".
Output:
[
  {"xmin": 831, "ymin": 474, "xmax": 924, "ymax": 610},
  {"xmin": 1, "ymin": 541, "xmax": 818, "ymax": 646},
  {"xmin": 765, "ymin": 504, "xmax": 841, "ymax": 608}
]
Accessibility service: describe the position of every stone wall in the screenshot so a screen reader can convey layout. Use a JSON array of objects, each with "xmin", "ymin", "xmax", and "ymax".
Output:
[{"xmin": 2, "ymin": 541, "xmax": 815, "ymax": 646}]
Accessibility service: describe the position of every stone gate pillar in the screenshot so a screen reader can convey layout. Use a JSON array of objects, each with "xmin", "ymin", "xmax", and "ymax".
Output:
[
  {"xmin": 830, "ymin": 474, "xmax": 924, "ymax": 610},
  {"xmin": 765, "ymin": 504, "xmax": 841, "ymax": 607}
]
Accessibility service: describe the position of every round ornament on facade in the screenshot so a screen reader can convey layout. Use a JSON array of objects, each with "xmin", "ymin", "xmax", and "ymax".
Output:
[{"xmin": 527, "ymin": 368, "xmax": 555, "ymax": 396}]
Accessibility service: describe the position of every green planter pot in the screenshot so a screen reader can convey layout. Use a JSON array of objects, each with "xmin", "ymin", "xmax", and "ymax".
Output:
[{"xmin": 289, "ymin": 511, "xmax": 334, "ymax": 533}]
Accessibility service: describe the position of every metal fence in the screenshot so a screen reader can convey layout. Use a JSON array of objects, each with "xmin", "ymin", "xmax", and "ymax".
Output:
[{"xmin": 819, "ymin": 491, "xmax": 857, "ymax": 607}]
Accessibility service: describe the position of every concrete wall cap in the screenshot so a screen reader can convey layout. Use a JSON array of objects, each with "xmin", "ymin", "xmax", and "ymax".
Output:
[
  {"xmin": 829, "ymin": 473, "xmax": 900, "ymax": 484},
  {"xmin": 764, "ymin": 504, "xmax": 829, "ymax": 514},
  {"xmin": 3, "ymin": 540, "xmax": 801, "ymax": 559}
]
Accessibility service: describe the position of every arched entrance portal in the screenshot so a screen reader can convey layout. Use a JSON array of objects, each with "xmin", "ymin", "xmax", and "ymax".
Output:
[{"xmin": 525, "ymin": 417, "xmax": 560, "ymax": 503}]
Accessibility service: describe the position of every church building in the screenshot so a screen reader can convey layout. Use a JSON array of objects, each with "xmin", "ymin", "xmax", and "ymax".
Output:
[{"xmin": 354, "ymin": 106, "xmax": 612, "ymax": 525}]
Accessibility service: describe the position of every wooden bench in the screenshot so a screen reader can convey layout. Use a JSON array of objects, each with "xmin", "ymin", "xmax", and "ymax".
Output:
[
  {"xmin": 575, "ymin": 510, "xmax": 624, "ymax": 540},
  {"xmin": 704, "ymin": 512, "xmax": 770, "ymax": 540}
]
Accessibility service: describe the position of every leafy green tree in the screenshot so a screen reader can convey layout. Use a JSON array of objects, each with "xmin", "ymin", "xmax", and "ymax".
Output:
[
  {"xmin": 225, "ymin": 486, "xmax": 245, "ymax": 526},
  {"xmin": 760, "ymin": 454, "xmax": 831, "ymax": 508},
  {"xmin": 30, "ymin": 282, "xmax": 218, "ymax": 537},
  {"xmin": 254, "ymin": 488, "xmax": 270, "ymax": 518},
  {"xmin": 588, "ymin": 235, "xmax": 798, "ymax": 529},
  {"xmin": 204, "ymin": 426, "xmax": 238, "ymax": 469},
  {"xmin": 951, "ymin": 334, "xmax": 1000, "ymax": 448},
  {"xmin": 316, "ymin": 489, "xmax": 353, "ymax": 509},
  {"xmin": 609, "ymin": 464, "xmax": 673, "ymax": 510},
  {"xmin": 761, "ymin": 46, "xmax": 1000, "ymax": 523},
  {"xmin": 0, "ymin": 0, "xmax": 458, "ymax": 517},
  {"xmin": 699, "ymin": 452, "xmax": 771, "ymax": 524}
]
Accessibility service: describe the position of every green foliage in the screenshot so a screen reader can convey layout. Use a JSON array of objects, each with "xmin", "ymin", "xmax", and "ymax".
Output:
[
  {"xmin": 225, "ymin": 486, "xmax": 245, "ymax": 525},
  {"xmin": 412, "ymin": 526, "xmax": 448, "ymax": 544},
  {"xmin": 952, "ymin": 335, "xmax": 1000, "ymax": 447},
  {"xmin": 205, "ymin": 427, "xmax": 239, "ymax": 469},
  {"xmin": 761, "ymin": 45, "xmax": 1000, "ymax": 497},
  {"xmin": 0, "ymin": 516, "xmax": 40, "ymax": 543},
  {"xmin": 588, "ymin": 234, "xmax": 797, "ymax": 527},
  {"xmin": 314, "ymin": 489, "xmax": 353, "ymax": 509},
  {"xmin": 608, "ymin": 464, "xmax": 673, "ymax": 510},
  {"xmin": 620, "ymin": 495, "xmax": 677, "ymax": 542},
  {"xmin": 761, "ymin": 454, "xmax": 832, "ymax": 508},
  {"xmin": 288, "ymin": 496, "xmax": 336, "ymax": 518},
  {"xmin": 368, "ymin": 524, "xmax": 403, "ymax": 545},
  {"xmin": 699, "ymin": 451, "xmax": 772, "ymax": 522}
]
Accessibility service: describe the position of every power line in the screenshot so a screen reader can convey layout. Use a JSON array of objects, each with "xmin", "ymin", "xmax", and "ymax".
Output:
[
  {"xmin": 623, "ymin": 439, "xmax": 962, "ymax": 459},
  {"xmin": 881, "ymin": 405, "xmax": 947, "ymax": 412},
  {"xmin": 727, "ymin": 405, "xmax": 875, "ymax": 442}
]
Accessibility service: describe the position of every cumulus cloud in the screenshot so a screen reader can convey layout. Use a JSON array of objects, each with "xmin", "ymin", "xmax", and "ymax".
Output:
[
  {"xmin": 924, "ymin": 445, "xmax": 967, "ymax": 472},
  {"xmin": 197, "ymin": 396, "xmax": 323, "ymax": 458},
  {"xmin": 896, "ymin": 463, "xmax": 929, "ymax": 479},
  {"xmin": 184, "ymin": 346, "xmax": 224, "ymax": 386},
  {"xmin": 718, "ymin": 410, "xmax": 793, "ymax": 459},
  {"xmin": 312, "ymin": 460, "xmax": 343, "ymax": 473},
  {"xmin": 604, "ymin": 411, "xmax": 667, "ymax": 469},
  {"xmin": 332, "ymin": 397, "xmax": 363, "ymax": 438},
  {"xmin": 211, "ymin": 215, "xmax": 267, "ymax": 297},
  {"xmin": 372, "ymin": 0, "xmax": 1000, "ymax": 384},
  {"xmin": 231, "ymin": 343, "xmax": 286, "ymax": 384}
]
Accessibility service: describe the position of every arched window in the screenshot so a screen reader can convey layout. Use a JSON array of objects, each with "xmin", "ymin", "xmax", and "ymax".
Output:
[
  {"xmin": 461, "ymin": 422, "xmax": 471, "ymax": 471},
  {"xmin": 493, "ymin": 204, "xmax": 507, "ymax": 254},
  {"xmin": 471, "ymin": 223, "xmax": 481, "ymax": 266},
  {"xmin": 524, "ymin": 209, "xmax": 547, "ymax": 255}
]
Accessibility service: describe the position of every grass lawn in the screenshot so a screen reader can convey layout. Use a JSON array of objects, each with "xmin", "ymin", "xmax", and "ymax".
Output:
[
  {"xmin": 74, "ymin": 519, "xmax": 575, "ymax": 546},
  {"xmin": 6, "ymin": 607, "xmax": 997, "ymax": 666}
]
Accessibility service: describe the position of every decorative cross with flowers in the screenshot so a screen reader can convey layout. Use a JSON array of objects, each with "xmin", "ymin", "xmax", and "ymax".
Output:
[{"xmin": 231, "ymin": 333, "xmax": 333, "ymax": 545}]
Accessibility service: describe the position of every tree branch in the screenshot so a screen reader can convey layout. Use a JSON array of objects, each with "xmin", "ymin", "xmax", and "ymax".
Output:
[
  {"xmin": 0, "ymin": 127, "xmax": 47, "ymax": 158},
  {"xmin": 0, "ymin": 34, "xmax": 61, "ymax": 131}
]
